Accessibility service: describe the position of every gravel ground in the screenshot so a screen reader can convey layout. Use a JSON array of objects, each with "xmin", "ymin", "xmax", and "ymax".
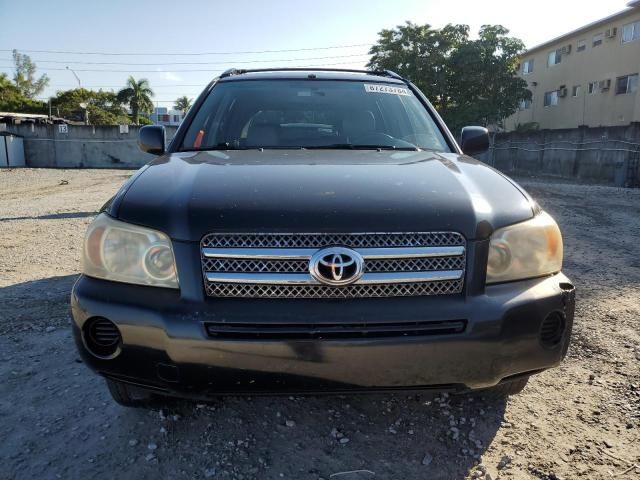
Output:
[{"xmin": 0, "ymin": 168, "xmax": 638, "ymax": 480}]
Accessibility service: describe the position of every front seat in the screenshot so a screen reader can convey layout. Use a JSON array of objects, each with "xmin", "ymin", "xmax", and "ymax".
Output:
[
  {"xmin": 342, "ymin": 110, "xmax": 376, "ymax": 142},
  {"xmin": 245, "ymin": 124, "xmax": 279, "ymax": 147}
]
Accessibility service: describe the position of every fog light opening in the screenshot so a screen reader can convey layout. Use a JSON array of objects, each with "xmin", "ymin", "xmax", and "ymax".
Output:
[
  {"xmin": 82, "ymin": 317, "xmax": 122, "ymax": 359},
  {"xmin": 559, "ymin": 282, "xmax": 575, "ymax": 292},
  {"xmin": 540, "ymin": 312, "xmax": 565, "ymax": 348}
]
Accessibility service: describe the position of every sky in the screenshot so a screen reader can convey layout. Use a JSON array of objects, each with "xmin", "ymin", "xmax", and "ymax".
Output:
[{"xmin": 0, "ymin": 0, "xmax": 633, "ymax": 108}]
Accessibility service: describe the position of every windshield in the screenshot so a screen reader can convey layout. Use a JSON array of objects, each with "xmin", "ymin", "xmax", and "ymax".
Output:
[{"xmin": 180, "ymin": 79, "xmax": 451, "ymax": 152}]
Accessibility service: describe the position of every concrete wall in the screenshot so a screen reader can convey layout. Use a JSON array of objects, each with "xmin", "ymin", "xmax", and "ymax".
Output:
[
  {"xmin": 2, "ymin": 124, "xmax": 178, "ymax": 168},
  {"xmin": 0, "ymin": 134, "xmax": 26, "ymax": 167},
  {"xmin": 489, "ymin": 123, "xmax": 640, "ymax": 186},
  {"xmin": 3, "ymin": 123, "xmax": 639, "ymax": 187}
]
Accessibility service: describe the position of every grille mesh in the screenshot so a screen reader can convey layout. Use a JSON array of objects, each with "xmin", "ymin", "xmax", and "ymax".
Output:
[
  {"xmin": 201, "ymin": 232, "xmax": 466, "ymax": 298},
  {"xmin": 203, "ymin": 258, "xmax": 309, "ymax": 273},
  {"xmin": 365, "ymin": 256, "xmax": 465, "ymax": 273},
  {"xmin": 205, "ymin": 280, "xmax": 463, "ymax": 298},
  {"xmin": 202, "ymin": 232, "xmax": 465, "ymax": 249}
]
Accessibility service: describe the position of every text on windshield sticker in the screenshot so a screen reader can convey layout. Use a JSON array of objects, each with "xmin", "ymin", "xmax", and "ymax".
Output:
[{"xmin": 364, "ymin": 84, "xmax": 411, "ymax": 96}]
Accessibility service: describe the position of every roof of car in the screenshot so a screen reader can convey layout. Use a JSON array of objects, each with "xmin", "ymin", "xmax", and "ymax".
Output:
[{"xmin": 217, "ymin": 68, "xmax": 407, "ymax": 84}]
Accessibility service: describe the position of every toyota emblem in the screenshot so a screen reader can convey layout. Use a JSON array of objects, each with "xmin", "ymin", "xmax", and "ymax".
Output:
[{"xmin": 309, "ymin": 247, "xmax": 364, "ymax": 286}]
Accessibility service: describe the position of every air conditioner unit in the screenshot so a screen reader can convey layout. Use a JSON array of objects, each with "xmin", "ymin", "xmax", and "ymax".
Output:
[
  {"xmin": 605, "ymin": 28, "xmax": 617, "ymax": 38},
  {"xmin": 558, "ymin": 87, "xmax": 568, "ymax": 98},
  {"xmin": 563, "ymin": 44, "xmax": 572, "ymax": 54}
]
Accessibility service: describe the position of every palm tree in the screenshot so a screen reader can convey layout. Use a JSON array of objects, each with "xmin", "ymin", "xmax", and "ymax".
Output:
[
  {"xmin": 117, "ymin": 76, "xmax": 154, "ymax": 124},
  {"xmin": 174, "ymin": 96, "xmax": 193, "ymax": 115}
]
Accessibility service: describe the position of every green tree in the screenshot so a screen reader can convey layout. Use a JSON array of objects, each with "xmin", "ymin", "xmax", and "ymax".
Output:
[
  {"xmin": 367, "ymin": 23, "xmax": 530, "ymax": 133},
  {"xmin": 0, "ymin": 73, "xmax": 48, "ymax": 113},
  {"xmin": 446, "ymin": 25, "xmax": 530, "ymax": 130},
  {"xmin": 117, "ymin": 76, "xmax": 154, "ymax": 124},
  {"xmin": 0, "ymin": 73, "xmax": 11, "ymax": 90},
  {"xmin": 368, "ymin": 22, "xmax": 468, "ymax": 115},
  {"xmin": 53, "ymin": 88, "xmax": 130, "ymax": 125},
  {"xmin": 12, "ymin": 50, "xmax": 50, "ymax": 98},
  {"xmin": 174, "ymin": 96, "xmax": 193, "ymax": 115}
]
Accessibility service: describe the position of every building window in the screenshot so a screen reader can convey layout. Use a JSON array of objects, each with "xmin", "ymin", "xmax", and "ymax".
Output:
[
  {"xmin": 616, "ymin": 74, "xmax": 639, "ymax": 94},
  {"xmin": 577, "ymin": 39, "xmax": 586, "ymax": 52},
  {"xmin": 572, "ymin": 85, "xmax": 581, "ymax": 97},
  {"xmin": 592, "ymin": 33, "xmax": 604, "ymax": 47},
  {"xmin": 522, "ymin": 59, "xmax": 534, "ymax": 74},
  {"xmin": 544, "ymin": 91, "xmax": 559, "ymax": 106},
  {"xmin": 622, "ymin": 21, "xmax": 640, "ymax": 44},
  {"xmin": 519, "ymin": 98, "xmax": 532, "ymax": 110},
  {"xmin": 588, "ymin": 81, "xmax": 601, "ymax": 94},
  {"xmin": 547, "ymin": 50, "xmax": 561, "ymax": 66}
]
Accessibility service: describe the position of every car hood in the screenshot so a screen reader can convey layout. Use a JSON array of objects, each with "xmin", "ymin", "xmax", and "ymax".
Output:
[{"xmin": 113, "ymin": 149, "xmax": 535, "ymax": 242}]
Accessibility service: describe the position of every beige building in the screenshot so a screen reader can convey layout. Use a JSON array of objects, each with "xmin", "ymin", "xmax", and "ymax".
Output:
[{"xmin": 505, "ymin": 1, "xmax": 640, "ymax": 131}]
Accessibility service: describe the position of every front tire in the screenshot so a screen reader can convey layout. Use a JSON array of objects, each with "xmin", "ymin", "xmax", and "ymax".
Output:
[
  {"xmin": 106, "ymin": 379, "xmax": 154, "ymax": 407},
  {"xmin": 485, "ymin": 377, "xmax": 530, "ymax": 398}
]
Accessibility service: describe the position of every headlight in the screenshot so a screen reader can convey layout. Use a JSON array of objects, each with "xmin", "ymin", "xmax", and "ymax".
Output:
[
  {"xmin": 486, "ymin": 211, "xmax": 562, "ymax": 284},
  {"xmin": 82, "ymin": 213, "xmax": 179, "ymax": 289}
]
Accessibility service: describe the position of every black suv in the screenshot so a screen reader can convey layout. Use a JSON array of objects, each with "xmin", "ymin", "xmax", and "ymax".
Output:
[{"xmin": 71, "ymin": 68, "xmax": 575, "ymax": 406}]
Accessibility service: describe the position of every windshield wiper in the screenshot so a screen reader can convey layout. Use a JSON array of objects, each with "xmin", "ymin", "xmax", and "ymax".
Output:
[
  {"xmin": 305, "ymin": 144, "xmax": 420, "ymax": 151},
  {"xmin": 179, "ymin": 142, "xmax": 251, "ymax": 152},
  {"xmin": 180, "ymin": 143, "xmax": 422, "ymax": 152},
  {"xmin": 180, "ymin": 143, "xmax": 314, "ymax": 152}
]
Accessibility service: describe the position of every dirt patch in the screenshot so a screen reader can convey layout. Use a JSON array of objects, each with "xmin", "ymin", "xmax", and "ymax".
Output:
[{"xmin": 0, "ymin": 169, "xmax": 638, "ymax": 479}]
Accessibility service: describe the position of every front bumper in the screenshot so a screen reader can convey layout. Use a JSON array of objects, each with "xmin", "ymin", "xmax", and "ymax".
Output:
[{"xmin": 70, "ymin": 273, "xmax": 575, "ymax": 397}]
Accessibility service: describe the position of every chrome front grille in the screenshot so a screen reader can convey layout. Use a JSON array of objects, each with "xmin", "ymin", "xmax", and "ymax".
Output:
[
  {"xmin": 204, "ymin": 281, "xmax": 464, "ymax": 299},
  {"xmin": 201, "ymin": 232, "xmax": 465, "ymax": 249},
  {"xmin": 364, "ymin": 256, "xmax": 465, "ymax": 273},
  {"xmin": 203, "ymin": 258, "xmax": 310, "ymax": 273},
  {"xmin": 203, "ymin": 255, "xmax": 465, "ymax": 274},
  {"xmin": 201, "ymin": 232, "xmax": 466, "ymax": 298}
]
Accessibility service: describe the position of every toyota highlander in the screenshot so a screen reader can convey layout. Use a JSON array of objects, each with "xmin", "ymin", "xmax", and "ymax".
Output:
[{"xmin": 70, "ymin": 68, "xmax": 575, "ymax": 406}]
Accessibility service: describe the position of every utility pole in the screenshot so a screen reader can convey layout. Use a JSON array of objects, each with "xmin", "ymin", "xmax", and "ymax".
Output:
[
  {"xmin": 65, "ymin": 66, "xmax": 88, "ymax": 124},
  {"xmin": 79, "ymin": 102, "xmax": 89, "ymax": 126}
]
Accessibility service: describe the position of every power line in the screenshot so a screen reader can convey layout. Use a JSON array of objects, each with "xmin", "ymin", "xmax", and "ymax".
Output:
[
  {"xmin": 35, "ymin": 97, "xmax": 192, "ymax": 101},
  {"xmin": 0, "ymin": 43, "xmax": 373, "ymax": 56},
  {"xmin": 0, "ymin": 53, "xmax": 371, "ymax": 66},
  {"xmin": 48, "ymin": 84, "xmax": 206, "ymax": 88},
  {"xmin": 0, "ymin": 65, "xmax": 220, "ymax": 73},
  {"xmin": 0, "ymin": 60, "xmax": 369, "ymax": 73}
]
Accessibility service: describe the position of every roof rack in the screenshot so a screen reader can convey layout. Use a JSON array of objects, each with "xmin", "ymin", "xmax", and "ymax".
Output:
[{"xmin": 218, "ymin": 67, "xmax": 406, "ymax": 81}]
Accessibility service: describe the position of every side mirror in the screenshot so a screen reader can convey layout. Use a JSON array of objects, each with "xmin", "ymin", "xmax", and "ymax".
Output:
[
  {"xmin": 460, "ymin": 126, "xmax": 489, "ymax": 156},
  {"xmin": 138, "ymin": 125, "xmax": 166, "ymax": 155}
]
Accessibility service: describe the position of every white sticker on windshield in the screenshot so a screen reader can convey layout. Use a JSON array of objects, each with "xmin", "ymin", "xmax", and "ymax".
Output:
[{"xmin": 364, "ymin": 84, "xmax": 411, "ymax": 96}]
